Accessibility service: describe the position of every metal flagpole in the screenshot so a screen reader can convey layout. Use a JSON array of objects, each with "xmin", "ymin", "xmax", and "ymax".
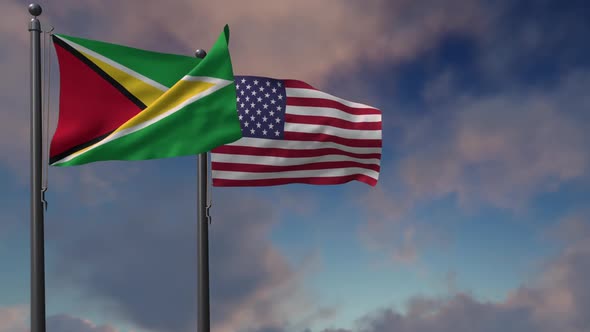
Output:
[
  {"xmin": 195, "ymin": 48, "xmax": 211, "ymax": 332},
  {"xmin": 28, "ymin": 3, "xmax": 47, "ymax": 332}
]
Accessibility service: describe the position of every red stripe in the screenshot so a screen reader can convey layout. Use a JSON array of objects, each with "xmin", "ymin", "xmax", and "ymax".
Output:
[
  {"xmin": 287, "ymin": 97, "xmax": 381, "ymax": 115},
  {"xmin": 285, "ymin": 114, "xmax": 382, "ymax": 130},
  {"xmin": 284, "ymin": 132, "xmax": 382, "ymax": 148},
  {"xmin": 213, "ymin": 174, "xmax": 377, "ymax": 187},
  {"xmin": 283, "ymin": 79, "xmax": 317, "ymax": 90},
  {"xmin": 212, "ymin": 161, "xmax": 380, "ymax": 173},
  {"xmin": 212, "ymin": 145, "xmax": 381, "ymax": 160}
]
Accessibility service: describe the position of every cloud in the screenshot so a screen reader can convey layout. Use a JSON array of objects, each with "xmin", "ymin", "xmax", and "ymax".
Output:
[
  {"xmin": 45, "ymin": 172, "xmax": 317, "ymax": 332},
  {"xmin": 0, "ymin": 307, "xmax": 26, "ymax": 332},
  {"xmin": 356, "ymin": 68, "xmax": 589, "ymax": 265},
  {"xmin": 307, "ymin": 213, "xmax": 590, "ymax": 332},
  {"xmin": 337, "ymin": 293, "xmax": 541, "ymax": 332},
  {"xmin": 46, "ymin": 314, "xmax": 119, "ymax": 332},
  {"xmin": 398, "ymin": 70, "xmax": 589, "ymax": 211},
  {"xmin": 504, "ymin": 213, "xmax": 590, "ymax": 330},
  {"xmin": 0, "ymin": 2, "xmax": 33, "ymax": 174},
  {"xmin": 476, "ymin": 0, "xmax": 590, "ymax": 83},
  {"xmin": 355, "ymin": 183, "xmax": 449, "ymax": 265},
  {"xmin": 0, "ymin": 308, "xmax": 118, "ymax": 332},
  {"xmin": 53, "ymin": 0, "xmax": 487, "ymax": 85}
]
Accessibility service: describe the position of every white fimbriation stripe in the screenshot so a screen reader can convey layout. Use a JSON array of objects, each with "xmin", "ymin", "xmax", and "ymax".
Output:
[
  {"xmin": 55, "ymin": 35, "xmax": 169, "ymax": 91},
  {"xmin": 212, "ymin": 167, "xmax": 379, "ymax": 180},
  {"xmin": 286, "ymin": 88, "xmax": 376, "ymax": 109},
  {"xmin": 211, "ymin": 153, "xmax": 381, "ymax": 166},
  {"xmin": 182, "ymin": 76, "xmax": 233, "ymax": 84},
  {"xmin": 221, "ymin": 137, "xmax": 382, "ymax": 155},
  {"xmin": 284, "ymin": 123, "xmax": 382, "ymax": 140},
  {"xmin": 286, "ymin": 106, "xmax": 382, "ymax": 123},
  {"xmin": 53, "ymin": 78, "xmax": 232, "ymax": 165}
]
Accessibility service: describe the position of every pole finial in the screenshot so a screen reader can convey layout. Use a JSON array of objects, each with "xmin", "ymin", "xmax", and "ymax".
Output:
[
  {"xmin": 28, "ymin": 3, "xmax": 42, "ymax": 16},
  {"xmin": 195, "ymin": 49, "xmax": 207, "ymax": 59}
]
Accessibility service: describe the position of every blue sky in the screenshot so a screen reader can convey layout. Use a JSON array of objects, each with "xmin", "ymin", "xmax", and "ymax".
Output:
[{"xmin": 1, "ymin": 0, "xmax": 589, "ymax": 332}]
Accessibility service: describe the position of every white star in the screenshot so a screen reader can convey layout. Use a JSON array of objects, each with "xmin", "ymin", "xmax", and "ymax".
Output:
[
  {"xmin": 269, "ymin": 110, "xmax": 275, "ymax": 116},
  {"xmin": 276, "ymin": 106, "xmax": 282, "ymax": 111},
  {"xmin": 250, "ymin": 128, "xmax": 255, "ymax": 134},
  {"xmin": 270, "ymin": 99, "xmax": 276, "ymax": 104},
  {"xmin": 236, "ymin": 84, "xmax": 240, "ymax": 89},
  {"xmin": 238, "ymin": 115, "xmax": 243, "ymax": 120},
  {"xmin": 250, "ymin": 103, "xmax": 256, "ymax": 108},
  {"xmin": 245, "ymin": 96, "xmax": 250, "ymax": 102},
  {"xmin": 256, "ymin": 122, "xmax": 261, "ymax": 128},
  {"xmin": 263, "ymin": 104, "xmax": 269, "ymax": 109},
  {"xmin": 269, "ymin": 123, "xmax": 274, "ymax": 129},
  {"xmin": 256, "ymin": 109, "xmax": 262, "ymax": 115},
  {"xmin": 241, "ymin": 78, "xmax": 246, "ymax": 83},
  {"xmin": 278, "ymin": 94, "xmax": 283, "ymax": 100},
  {"xmin": 250, "ymin": 115, "xmax": 255, "ymax": 121},
  {"xmin": 244, "ymin": 122, "xmax": 249, "ymax": 127},
  {"xmin": 265, "ymin": 93, "xmax": 270, "ymax": 98},
  {"xmin": 275, "ymin": 130, "xmax": 280, "ymax": 136},
  {"xmin": 252, "ymin": 91, "xmax": 257, "ymax": 96},
  {"xmin": 275, "ymin": 117, "xmax": 281, "ymax": 123},
  {"xmin": 277, "ymin": 82, "xmax": 282, "ymax": 87},
  {"xmin": 245, "ymin": 109, "xmax": 250, "ymax": 114},
  {"xmin": 254, "ymin": 80, "xmax": 259, "ymax": 85},
  {"xmin": 240, "ymin": 103, "xmax": 245, "ymax": 108},
  {"xmin": 246, "ymin": 84, "xmax": 251, "ymax": 90},
  {"xmin": 259, "ymin": 87, "xmax": 264, "ymax": 92},
  {"xmin": 240, "ymin": 90, "xmax": 245, "ymax": 95},
  {"xmin": 272, "ymin": 88, "xmax": 277, "ymax": 93},
  {"xmin": 263, "ymin": 129, "xmax": 268, "ymax": 135},
  {"xmin": 236, "ymin": 97, "xmax": 240, "ymax": 102},
  {"xmin": 262, "ymin": 116, "xmax": 268, "ymax": 122},
  {"xmin": 257, "ymin": 97, "xmax": 262, "ymax": 102},
  {"xmin": 266, "ymin": 81, "xmax": 271, "ymax": 86}
]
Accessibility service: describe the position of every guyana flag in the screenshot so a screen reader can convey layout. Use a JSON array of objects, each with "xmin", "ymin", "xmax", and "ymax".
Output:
[{"xmin": 50, "ymin": 25, "xmax": 242, "ymax": 166}]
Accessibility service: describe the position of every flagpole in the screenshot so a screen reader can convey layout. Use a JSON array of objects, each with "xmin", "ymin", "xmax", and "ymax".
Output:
[
  {"xmin": 28, "ymin": 3, "xmax": 47, "ymax": 332},
  {"xmin": 195, "ymin": 48, "xmax": 211, "ymax": 332}
]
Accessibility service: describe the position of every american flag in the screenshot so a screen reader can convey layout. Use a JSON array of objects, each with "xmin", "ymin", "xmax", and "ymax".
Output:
[{"xmin": 211, "ymin": 76, "xmax": 382, "ymax": 186}]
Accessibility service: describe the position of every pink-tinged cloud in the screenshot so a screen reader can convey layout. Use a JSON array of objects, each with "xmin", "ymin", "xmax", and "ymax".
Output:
[
  {"xmin": 355, "ymin": 184, "xmax": 449, "ymax": 265},
  {"xmin": 504, "ymin": 213, "xmax": 590, "ymax": 329},
  {"xmin": 46, "ymin": 314, "xmax": 119, "ymax": 332},
  {"xmin": 0, "ymin": 308, "xmax": 119, "ymax": 332},
  {"xmin": 45, "ymin": 0, "xmax": 489, "ymax": 85},
  {"xmin": 0, "ymin": 9, "xmax": 30, "ymax": 174},
  {"xmin": 312, "ymin": 213, "xmax": 590, "ymax": 332},
  {"xmin": 399, "ymin": 70, "xmax": 589, "ymax": 211},
  {"xmin": 0, "ymin": 306, "xmax": 26, "ymax": 332},
  {"xmin": 46, "ymin": 175, "xmax": 322, "ymax": 332},
  {"xmin": 355, "ymin": 69, "xmax": 589, "ymax": 264}
]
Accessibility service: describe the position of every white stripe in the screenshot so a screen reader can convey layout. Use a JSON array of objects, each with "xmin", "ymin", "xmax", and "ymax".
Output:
[
  {"xmin": 53, "ymin": 78, "xmax": 232, "ymax": 165},
  {"xmin": 286, "ymin": 88, "xmax": 376, "ymax": 109},
  {"xmin": 212, "ymin": 153, "xmax": 380, "ymax": 166},
  {"xmin": 287, "ymin": 106, "xmax": 382, "ymax": 123},
  {"xmin": 55, "ymin": 36, "xmax": 169, "ymax": 91},
  {"xmin": 284, "ymin": 123, "xmax": 382, "ymax": 140},
  {"xmin": 182, "ymin": 75, "xmax": 231, "ymax": 84},
  {"xmin": 212, "ymin": 167, "xmax": 379, "ymax": 180},
  {"xmin": 220, "ymin": 137, "xmax": 382, "ymax": 155}
]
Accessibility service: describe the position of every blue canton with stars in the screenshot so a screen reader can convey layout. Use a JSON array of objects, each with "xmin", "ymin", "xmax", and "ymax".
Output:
[{"xmin": 235, "ymin": 76, "xmax": 286, "ymax": 139}]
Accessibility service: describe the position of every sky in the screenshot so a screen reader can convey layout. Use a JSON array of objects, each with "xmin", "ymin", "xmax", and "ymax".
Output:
[{"xmin": 1, "ymin": 0, "xmax": 590, "ymax": 331}]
